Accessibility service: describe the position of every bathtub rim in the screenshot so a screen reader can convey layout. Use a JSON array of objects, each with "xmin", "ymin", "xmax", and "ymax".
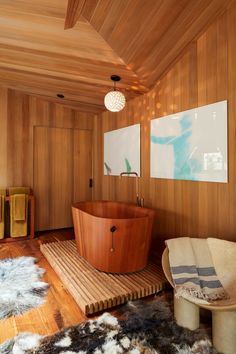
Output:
[{"xmin": 72, "ymin": 200, "xmax": 155, "ymax": 220}]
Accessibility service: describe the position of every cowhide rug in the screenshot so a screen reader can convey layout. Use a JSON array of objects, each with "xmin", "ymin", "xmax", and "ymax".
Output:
[
  {"xmin": 0, "ymin": 300, "xmax": 219, "ymax": 354},
  {"xmin": 0, "ymin": 256, "xmax": 49, "ymax": 320}
]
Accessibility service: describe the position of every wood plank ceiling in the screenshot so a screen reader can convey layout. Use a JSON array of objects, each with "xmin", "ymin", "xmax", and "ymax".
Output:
[{"xmin": 0, "ymin": 0, "xmax": 230, "ymax": 113}]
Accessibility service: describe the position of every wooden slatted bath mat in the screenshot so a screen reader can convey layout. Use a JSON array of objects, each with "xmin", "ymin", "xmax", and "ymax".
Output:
[{"xmin": 40, "ymin": 240, "xmax": 167, "ymax": 315}]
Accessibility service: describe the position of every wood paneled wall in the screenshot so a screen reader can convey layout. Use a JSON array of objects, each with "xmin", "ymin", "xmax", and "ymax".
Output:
[
  {"xmin": 0, "ymin": 88, "xmax": 94, "ymax": 188},
  {"xmin": 0, "ymin": 88, "xmax": 95, "ymax": 230},
  {"xmin": 94, "ymin": 1, "xmax": 236, "ymax": 242}
]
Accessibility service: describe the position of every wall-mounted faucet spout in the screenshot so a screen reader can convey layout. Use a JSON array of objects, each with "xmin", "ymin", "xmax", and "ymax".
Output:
[{"xmin": 119, "ymin": 171, "xmax": 144, "ymax": 207}]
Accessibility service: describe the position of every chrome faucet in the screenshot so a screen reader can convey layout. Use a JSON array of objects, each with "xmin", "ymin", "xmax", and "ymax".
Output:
[{"xmin": 119, "ymin": 171, "xmax": 144, "ymax": 207}]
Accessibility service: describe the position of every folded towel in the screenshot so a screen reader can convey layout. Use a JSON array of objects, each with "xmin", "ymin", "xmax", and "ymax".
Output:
[
  {"xmin": 0, "ymin": 188, "xmax": 6, "ymax": 196},
  {"xmin": 166, "ymin": 237, "xmax": 228, "ymax": 304},
  {"xmin": 0, "ymin": 196, "xmax": 2, "ymax": 222},
  {"xmin": 8, "ymin": 187, "xmax": 30, "ymax": 196},
  {"xmin": 10, "ymin": 194, "xmax": 29, "ymax": 237},
  {"xmin": 0, "ymin": 189, "xmax": 6, "ymax": 239},
  {"xmin": 0, "ymin": 188, "xmax": 6, "ymax": 221},
  {"xmin": 13, "ymin": 194, "xmax": 27, "ymax": 221},
  {"xmin": 0, "ymin": 195, "xmax": 4, "ymax": 238}
]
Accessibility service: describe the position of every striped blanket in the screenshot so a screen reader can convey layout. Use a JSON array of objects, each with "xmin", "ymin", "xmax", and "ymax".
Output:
[{"xmin": 166, "ymin": 237, "xmax": 228, "ymax": 304}]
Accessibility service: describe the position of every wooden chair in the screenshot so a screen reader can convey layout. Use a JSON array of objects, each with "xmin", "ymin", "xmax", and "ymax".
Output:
[{"xmin": 162, "ymin": 239, "xmax": 236, "ymax": 354}]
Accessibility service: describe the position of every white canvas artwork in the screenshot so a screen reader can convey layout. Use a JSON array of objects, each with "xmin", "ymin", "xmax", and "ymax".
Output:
[
  {"xmin": 150, "ymin": 100, "xmax": 227, "ymax": 183},
  {"xmin": 104, "ymin": 124, "xmax": 140, "ymax": 176}
]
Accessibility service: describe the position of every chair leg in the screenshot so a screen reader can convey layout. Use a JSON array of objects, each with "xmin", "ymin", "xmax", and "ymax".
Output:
[
  {"xmin": 212, "ymin": 310, "xmax": 236, "ymax": 354},
  {"xmin": 174, "ymin": 295, "xmax": 200, "ymax": 330}
]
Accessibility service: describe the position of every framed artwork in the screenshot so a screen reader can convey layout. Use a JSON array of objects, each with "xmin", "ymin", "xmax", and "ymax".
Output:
[
  {"xmin": 150, "ymin": 100, "xmax": 227, "ymax": 183},
  {"xmin": 104, "ymin": 124, "xmax": 140, "ymax": 176}
]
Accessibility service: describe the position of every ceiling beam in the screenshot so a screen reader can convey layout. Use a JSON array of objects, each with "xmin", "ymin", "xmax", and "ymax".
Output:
[{"xmin": 64, "ymin": 0, "xmax": 86, "ymax": 29}]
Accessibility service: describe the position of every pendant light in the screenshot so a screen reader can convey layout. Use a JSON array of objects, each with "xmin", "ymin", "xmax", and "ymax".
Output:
[{"xmin": 104, "ymin": 75, "xmax": 126, "ymax": 112}]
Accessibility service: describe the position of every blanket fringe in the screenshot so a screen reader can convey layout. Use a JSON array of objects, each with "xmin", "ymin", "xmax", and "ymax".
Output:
[
  {"xmin": 175, "ymin": 286, "xmax": 228, "ymax": 304},
  {"xmin": 175, "ymin": 287, "xmax": 209, "ymax": 304}
]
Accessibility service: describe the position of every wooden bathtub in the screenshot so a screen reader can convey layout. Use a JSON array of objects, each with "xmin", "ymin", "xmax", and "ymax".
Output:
[{"xmin": 72, "ymin": 201, "xmax": 155, "ymax": 273}]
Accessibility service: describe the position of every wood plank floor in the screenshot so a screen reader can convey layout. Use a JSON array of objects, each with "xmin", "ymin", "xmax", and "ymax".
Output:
[
  {"xmin": 0, "ymin": 229, "xmax": 88, "ymax": 343},
  {"xmin": 0, "ymin": 229, "xmax": 167, "ymax": 344}
]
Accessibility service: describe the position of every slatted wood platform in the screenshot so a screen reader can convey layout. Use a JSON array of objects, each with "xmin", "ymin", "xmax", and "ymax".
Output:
[{"xmin": 40, "ymin": 240, "xmax": 167, "ymax": 315}]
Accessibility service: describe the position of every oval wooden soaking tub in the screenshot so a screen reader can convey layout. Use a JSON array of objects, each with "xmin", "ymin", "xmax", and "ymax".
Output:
[{"xmin": 72, "ymin": 201, "xmax": 155, "ymax": 273}]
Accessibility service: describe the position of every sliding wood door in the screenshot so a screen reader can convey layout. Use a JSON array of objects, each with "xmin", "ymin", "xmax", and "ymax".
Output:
[{"xmin": 33, "ymin": 126, "xmax": 92, "ymax": 231}]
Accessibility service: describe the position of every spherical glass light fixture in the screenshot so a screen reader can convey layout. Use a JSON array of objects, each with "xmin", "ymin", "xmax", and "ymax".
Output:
[{"xmin": 104, "ymin": 75, "xmax": 126, "ymax": 112}]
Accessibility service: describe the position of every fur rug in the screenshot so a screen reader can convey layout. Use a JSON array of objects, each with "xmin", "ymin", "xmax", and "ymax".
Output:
[
  {"xmin": 0, "ymin": 300, "xmax": 219, "ymax": 354},
  {"xmin": 0, "ymin": 256, "xmax": 49, "ymax": 319}
]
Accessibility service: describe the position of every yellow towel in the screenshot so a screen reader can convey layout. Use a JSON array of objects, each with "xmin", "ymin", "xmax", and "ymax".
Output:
[
  {"xmin": 13, "ymin": 194, "xmax": 26, "ymax": 221},
  {"xmin": 8, "ymin": 187, "xmax": 30, "ymax": 196},
  {"xmin": 0, "ymin": 196, "xmax": 2, "ymax": 222},
  {"xmin": 0, "ymin": 188, "xmax": 6, "ymax": 196},
  {"xmin": 0, "ymin": 195, "xmax": 5, "ymax": 239},
  {"xmin": 10, "ymin": 194, "xmax": 29, "ymax": 237}
]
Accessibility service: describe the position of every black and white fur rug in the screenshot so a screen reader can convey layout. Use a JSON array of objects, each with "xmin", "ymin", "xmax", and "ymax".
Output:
[
  {"xmin": 0, "ymin": 300, "xmax": 219, "ymax": 353},
  {"xmin": 0, "ymin": 256, "xmax": 49, "ymax": 320}
]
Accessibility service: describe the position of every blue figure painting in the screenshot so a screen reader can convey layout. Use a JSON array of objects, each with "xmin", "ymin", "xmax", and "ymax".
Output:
[{"xmin": 150, "ymin": 100, "xmax": 227, "ymax": 183}]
